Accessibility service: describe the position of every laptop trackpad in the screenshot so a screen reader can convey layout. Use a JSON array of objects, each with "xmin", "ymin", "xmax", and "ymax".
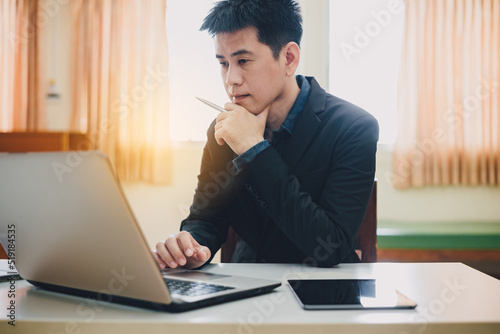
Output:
[{"xmin": 164, "ymin": 271, "xmax": 231, "ymax": 281}]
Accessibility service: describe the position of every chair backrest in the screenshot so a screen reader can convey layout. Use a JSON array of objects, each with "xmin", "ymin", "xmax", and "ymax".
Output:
[
  {"xmin": 220, "ymin": 180, "xmax": 377, "ymax": 263},
  {"xmin": 355, "ymin": 180, "xmax": 377, "ymax": 262}
]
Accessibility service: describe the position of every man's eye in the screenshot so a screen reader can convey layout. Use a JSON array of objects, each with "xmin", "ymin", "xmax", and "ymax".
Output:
[
  {"xmin": 219, "ymin": 62, "xmax": 228, "ymax": 67},
  {"xmin": 239, "ymin": 59, "xmax": 250, "ymax": 65}
]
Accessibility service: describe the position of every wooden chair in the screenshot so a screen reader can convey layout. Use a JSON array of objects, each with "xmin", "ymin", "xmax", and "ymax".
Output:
[
  {"xmin": 355, "ymin": 180, "xmax": 377, "ymax": 262},
  {"xmin": 221, "ymin": 181, "xmax": 378, "ymax": 263}
]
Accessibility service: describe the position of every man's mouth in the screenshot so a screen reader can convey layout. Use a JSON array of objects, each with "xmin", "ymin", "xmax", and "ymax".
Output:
[{"xmin": 232, "ymin": 94, "xmax": 250, "ymax": 102}]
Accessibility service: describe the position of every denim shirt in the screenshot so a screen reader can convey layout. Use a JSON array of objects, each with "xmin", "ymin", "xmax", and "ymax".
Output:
[{"xmin": 233, "ymin": 75, "xmax": 311, "ymax": 172}]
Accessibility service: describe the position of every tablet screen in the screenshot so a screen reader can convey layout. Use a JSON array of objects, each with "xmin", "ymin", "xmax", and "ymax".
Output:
[{"xmin": 287, "ymin": 279, "xmax": 417, "ymax": 310}]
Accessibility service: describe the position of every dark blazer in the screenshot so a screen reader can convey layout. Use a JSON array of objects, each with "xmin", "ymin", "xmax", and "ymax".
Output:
[{"xmin": 181, "ymin": 77, "xmax": 379, "ymax": 267}]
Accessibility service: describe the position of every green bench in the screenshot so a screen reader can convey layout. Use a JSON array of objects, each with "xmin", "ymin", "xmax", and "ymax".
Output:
[
  {"xmin": 377, "ymin": 221, "xmax": 500, "ymax": 277},
  {"xmin": 378, "ymin": 221, "xmax": 500, "ymax": 250}
]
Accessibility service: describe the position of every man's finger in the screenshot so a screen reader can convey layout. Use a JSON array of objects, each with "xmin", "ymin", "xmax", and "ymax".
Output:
[
  {"xmin": 195, "ymin": 246, "xmax": 210, "ymax": 262},
  {"xmin": 178, "ymin": 231, "xmax": 196, "ymax": 257},
  {"xmin": 189, "ymin": 236, "xmax": 210, "ymax": 260},
  {"xmin": 214, "ymin": 128, "xmax": 226, "ymax": 146},
  {"xmin": 164, "ymin": 236, "xmax": 186, "ymax": 267},
  {"xmin": 224, "ymin": 102, "xmax": 237, "ymax": 111},
  {"xmin": 152, "ymin": 250, "xmax": 167, "ymax": 269},
  {"xmin": 155, "ymin": 241, "xmax": 177, "ymax": 268},
  {"xmin": 216, "ymin": 111, "xmax": 228, "ymax": 124}
]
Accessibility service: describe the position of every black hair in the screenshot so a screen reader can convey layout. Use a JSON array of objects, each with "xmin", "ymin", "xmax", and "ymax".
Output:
[{"xmin": 200, "ymin": 0, "xmax": 303, "ymax": 59}]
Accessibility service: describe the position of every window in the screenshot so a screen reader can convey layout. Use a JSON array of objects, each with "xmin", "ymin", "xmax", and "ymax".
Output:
[
  {"xmin": 167, "ymin": 0, "xmax": 405, "ymax": 144},
  {"xmin": 166, "ymin": 1, "xmax": 228, "ymax": 142},
  {"xmin": 329, "ymin": 0, "xmax": 405, "ymax": 145}
]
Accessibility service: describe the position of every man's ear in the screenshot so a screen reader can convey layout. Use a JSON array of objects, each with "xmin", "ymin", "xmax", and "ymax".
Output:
[{"xmin": 283, "ymin": 42, "xmax": 300, "ymax": 76}]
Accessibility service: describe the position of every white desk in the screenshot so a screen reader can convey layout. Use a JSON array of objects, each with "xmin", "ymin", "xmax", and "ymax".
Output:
[{"xmin": 1, "ymin": 262, "xmax": 499, "ymax": 334}]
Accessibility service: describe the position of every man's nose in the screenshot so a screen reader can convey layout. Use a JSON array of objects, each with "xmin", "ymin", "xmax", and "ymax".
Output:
[{"xmin": 225, "ymin": 65, "xmax": 243, "ymax": 87}]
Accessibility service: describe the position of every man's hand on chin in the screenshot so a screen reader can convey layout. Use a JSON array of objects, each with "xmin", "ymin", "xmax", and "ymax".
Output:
[{"xmin": 214, "ymin": 104, "xmax": 270, "ymax": 155}]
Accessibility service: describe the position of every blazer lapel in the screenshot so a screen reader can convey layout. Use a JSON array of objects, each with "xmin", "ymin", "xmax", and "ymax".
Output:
[{"xmin": 282, "ymin": 78, "xmax": 325, "ymax": 171}]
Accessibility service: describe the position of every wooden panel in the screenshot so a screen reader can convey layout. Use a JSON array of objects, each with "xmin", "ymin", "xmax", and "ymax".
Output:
[
  {"xmin": 0, "ymin": 132, "xmax": 90, "ymax": 152},
  {"xmin": 378, "ymin": 249, "xmax": 500, "ymax": 262},
  {"xmin": 69, "ymin": 133, "xmax": 93, "ymax": 151}
]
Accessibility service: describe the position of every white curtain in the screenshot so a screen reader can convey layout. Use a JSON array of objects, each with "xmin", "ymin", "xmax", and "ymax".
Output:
[
  {"xmin": 70, "ymin": 0, "xmax": 172, "ymax": 183},
  {"xmin": 0, "ymin": 0, "xmax": 46, "ymax": 132},
  {"xmin": 393, "ymin": 0, "xmax": 500, "ymax": 188}
]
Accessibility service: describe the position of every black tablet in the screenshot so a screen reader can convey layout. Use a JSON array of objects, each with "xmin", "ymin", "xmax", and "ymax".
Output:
[{"xmin": 287, "ymin": 279, "xmax": 417, "ymax": 310}]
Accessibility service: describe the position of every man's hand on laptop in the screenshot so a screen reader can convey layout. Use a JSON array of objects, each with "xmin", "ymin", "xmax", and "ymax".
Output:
[{"xmin": 153, "ymin": 231, "xmax": 211, "ymax": 270}]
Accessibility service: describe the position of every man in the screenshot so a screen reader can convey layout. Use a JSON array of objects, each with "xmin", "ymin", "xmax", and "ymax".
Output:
[{"xmin": 153, "ymin": 0, "xmax": 378, "ymax": 269}]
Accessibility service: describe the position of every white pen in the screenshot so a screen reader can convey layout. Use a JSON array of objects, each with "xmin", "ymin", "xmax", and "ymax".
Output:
[{"xmin": 196, "ymin": 97, "xmax": 226, "ymax": 113}]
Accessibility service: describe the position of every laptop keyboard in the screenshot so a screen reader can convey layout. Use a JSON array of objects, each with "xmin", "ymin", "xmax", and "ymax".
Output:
[{"xmin": 164, "ymin": 278, "xmax": 235, "ymax": 297}]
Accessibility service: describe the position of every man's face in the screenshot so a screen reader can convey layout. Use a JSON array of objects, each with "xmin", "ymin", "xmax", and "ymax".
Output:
[{"xmin": 214, "ymin": 26, "xmax": 287, "ymax": 115}]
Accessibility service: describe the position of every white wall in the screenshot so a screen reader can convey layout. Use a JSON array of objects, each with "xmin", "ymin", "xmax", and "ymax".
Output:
[
  {"xmin": 376, "ymin": 148, "xmax": 500, "ymax": 223},
  {"xmin": 121, "ymin": 143, "xmax": 203, "ymax": 249},
  {"xmin": 297, "ymin": 0, "xmax": 330, "ymax": 89},
  {"xmin": 41, "ymin": 0, "xmax": 72, "ymax": 131}
]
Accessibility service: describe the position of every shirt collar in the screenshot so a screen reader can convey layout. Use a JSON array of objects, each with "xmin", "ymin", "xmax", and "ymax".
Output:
[{"xmin": 278, "ymin": 75, "xmax": 311, "ymax": 135}]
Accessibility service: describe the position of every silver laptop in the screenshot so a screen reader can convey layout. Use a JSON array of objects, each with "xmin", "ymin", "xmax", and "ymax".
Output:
[{"xmin": 0, "ymin": 151, "xmax": 280, "ymax": 312}]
